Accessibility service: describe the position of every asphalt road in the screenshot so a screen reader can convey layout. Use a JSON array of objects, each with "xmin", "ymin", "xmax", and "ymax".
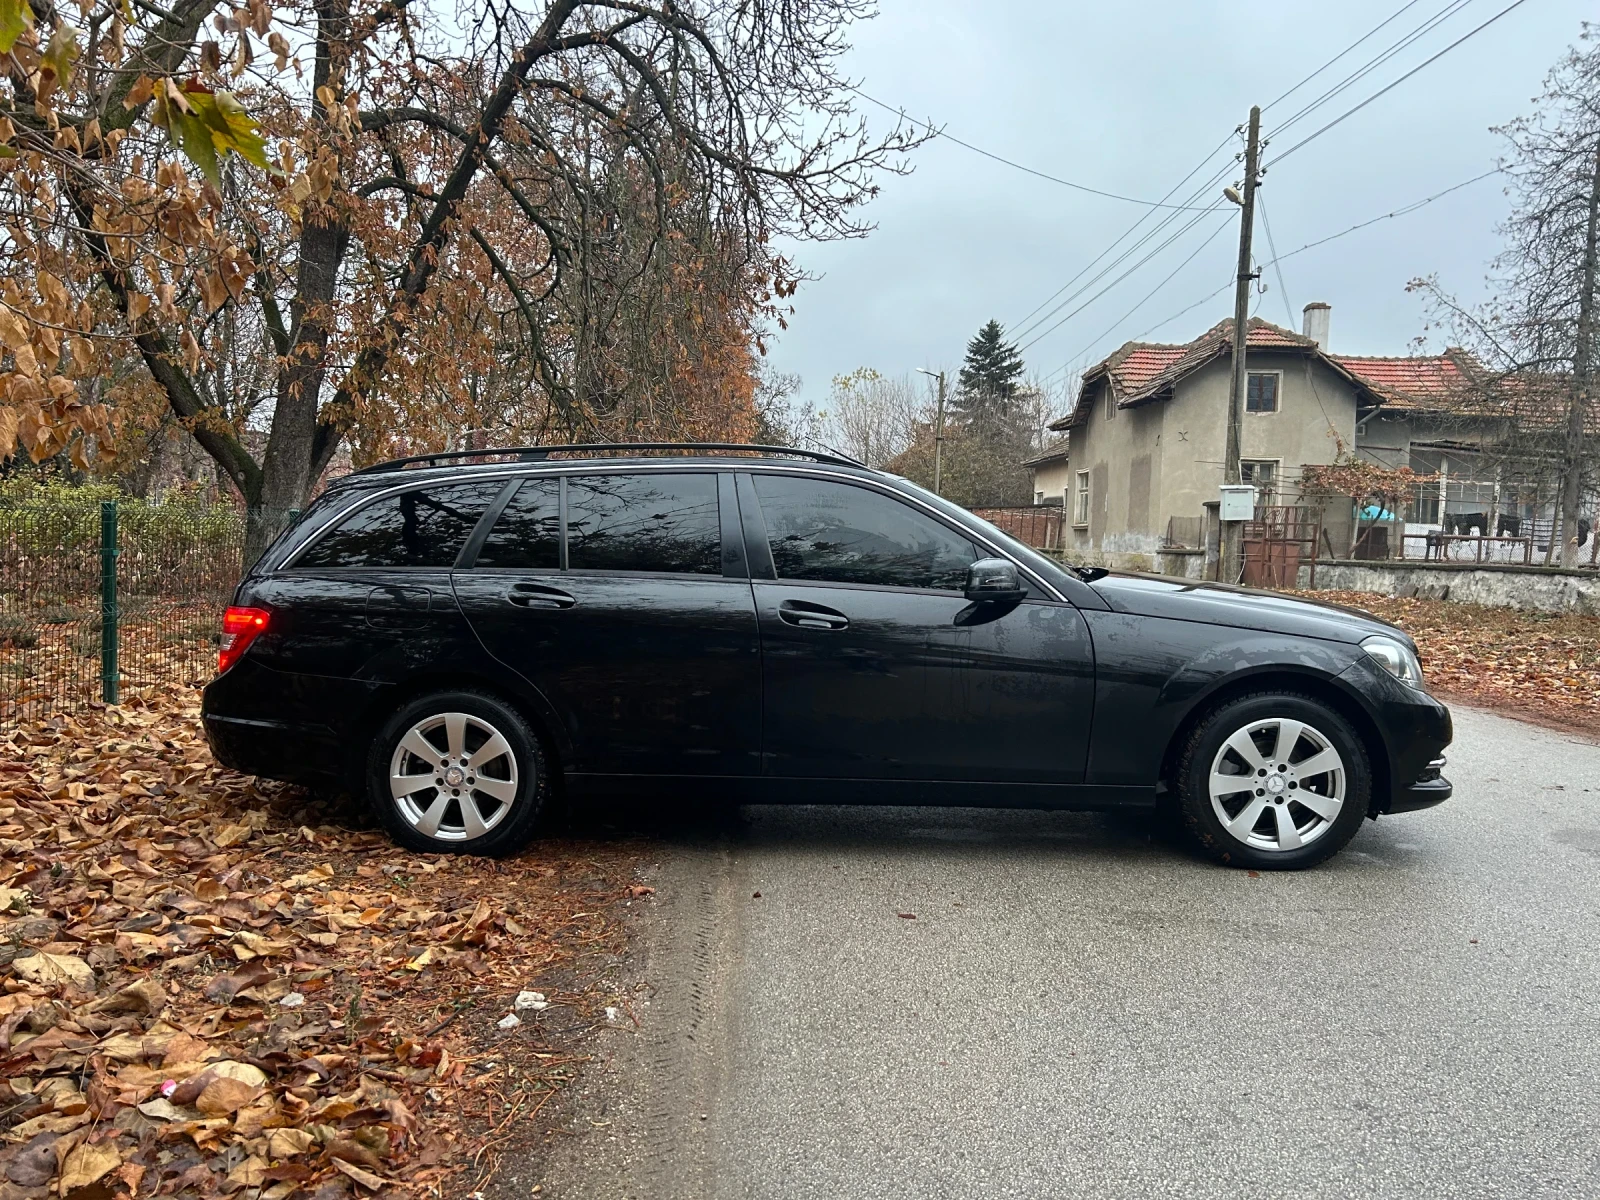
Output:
[{"xmin": 532, "ymin": 706, "xmax": 1600, "ymax": 1199}]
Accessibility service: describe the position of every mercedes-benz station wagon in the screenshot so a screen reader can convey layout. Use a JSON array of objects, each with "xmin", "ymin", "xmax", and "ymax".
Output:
[{"xmin": 202, "ymin": 443, "xmax": 1452, "ymax": 870}]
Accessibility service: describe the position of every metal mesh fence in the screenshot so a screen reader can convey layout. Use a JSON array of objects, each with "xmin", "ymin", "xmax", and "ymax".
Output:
[{"xmin": 0, "ymin": 487, "xmax": 288, "ymax": 722}]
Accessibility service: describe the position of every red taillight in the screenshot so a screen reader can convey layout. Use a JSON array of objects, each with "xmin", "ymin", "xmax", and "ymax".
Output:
[{"xmin": 217, "ymin": 606, "xmax": 270, "ymax": 675}]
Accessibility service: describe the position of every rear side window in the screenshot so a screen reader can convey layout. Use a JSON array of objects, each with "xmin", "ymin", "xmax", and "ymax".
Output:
[
  {"xmin": 477, "ymin": 478, "xmax": 560, "ymax": 569},
  {"xmin": 296, "ymin": 480, "xmax": 504, "ymax": 568},
  {"xmin": 752, "ymin": 474, "xmax": 978, "ymax": 591},
  {"xmin": 566, "ymin": 473, "xmax": 720, "ymax": 575}
]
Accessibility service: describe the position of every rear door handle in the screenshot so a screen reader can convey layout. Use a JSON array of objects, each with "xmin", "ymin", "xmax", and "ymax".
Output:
[
  {"xmin": 507, "ymin": 582, "xmax": 576, "ymax": 609},
  {"xmin": 778, "ymin": 599, "xmax": 848, "ymax": 631}
]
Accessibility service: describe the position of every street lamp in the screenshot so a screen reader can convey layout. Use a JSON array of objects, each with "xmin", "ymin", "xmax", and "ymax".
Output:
[{"xmin": 916, "ymin": 368, "xmax": 946, "ymax": 497}]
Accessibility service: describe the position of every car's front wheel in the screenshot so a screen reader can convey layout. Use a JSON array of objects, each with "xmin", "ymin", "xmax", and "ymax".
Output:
[
  {"xmin": 1175, "ymin": 692, "xmax": 1371, "ymax": 870},
  {"xmin": 368, "ymin": 691, "xmax": 548, "ymax": 855}
]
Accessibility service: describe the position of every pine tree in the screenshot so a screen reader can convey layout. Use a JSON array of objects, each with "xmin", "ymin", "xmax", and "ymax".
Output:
[{"xmin": 955, "ymin": 320, "xmax": 1026, "ymax": 437}]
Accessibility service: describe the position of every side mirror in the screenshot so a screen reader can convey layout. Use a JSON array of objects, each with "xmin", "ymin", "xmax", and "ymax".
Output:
[{"xmin": 964, "ymin": 558, "xmax": 1026, "ymax": 604}]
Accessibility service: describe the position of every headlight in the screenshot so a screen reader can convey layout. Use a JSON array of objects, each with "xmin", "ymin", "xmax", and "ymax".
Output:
[{"xmin": 1362, "ymin": 635, "xmax": 1425, "ymax": 689}]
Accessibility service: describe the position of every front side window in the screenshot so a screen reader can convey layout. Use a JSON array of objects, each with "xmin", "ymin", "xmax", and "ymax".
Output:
[
  {"xmin": 566, "ymin": 473, "xmax": 721, "ymax": 574},
  {"xmin": 753, "ymin": 474, "xmax": 978, "ymax": 591},
  {"xmin": 1247, "ymin": 372, "xmax": 1280, "ymax": 413},
  {"xmin": 477, "ymin": 477, "xmax": 560, "ymax": 569},
  {"xmin": 1074, "ymin": 471, "xmax": 1091, "ymax": 526},
  {"xmin": 296, "ymin": 480, "xmax": 504, "ymax": 568}
]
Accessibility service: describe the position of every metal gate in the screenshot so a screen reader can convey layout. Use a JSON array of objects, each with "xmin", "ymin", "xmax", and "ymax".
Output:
[{"xmin": 1242, "ymin": 506, "xmax": 1321, "ymax": 590}]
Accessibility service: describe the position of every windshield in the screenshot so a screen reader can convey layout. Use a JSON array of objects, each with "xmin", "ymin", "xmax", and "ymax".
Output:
[{"xmin": 885, "ymin": 477, "xmax": 1088, "ymax": 590}]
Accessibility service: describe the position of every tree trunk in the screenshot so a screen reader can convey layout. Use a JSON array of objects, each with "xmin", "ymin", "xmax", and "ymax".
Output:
[
  {"xmin": 1560, "ymin": 134, "xmax": 1600, "ymax": 568},
  {"xmin": 241, "ymin": 0, "xmax": 352, "ymax": 566}
]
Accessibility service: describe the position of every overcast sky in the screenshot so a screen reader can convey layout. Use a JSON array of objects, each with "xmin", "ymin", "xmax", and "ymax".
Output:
[{"xmin": 764, "ymin": 0, "xmax": 1596, "ymax": 413}]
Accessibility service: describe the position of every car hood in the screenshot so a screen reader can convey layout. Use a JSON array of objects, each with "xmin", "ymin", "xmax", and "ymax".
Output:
[{"xmin": 1087, "ymin": 572, "xmax": 1409, "ymax": 646}]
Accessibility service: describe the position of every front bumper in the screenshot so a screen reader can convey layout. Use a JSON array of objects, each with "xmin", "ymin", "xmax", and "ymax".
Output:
[
  {"xmin": 1337, "ymin": 656, "xmax": 1454, "ymax": 815},
  {"xmin": 1389, "ymin": 755, "xmax": 1452, "ymax": 812}
]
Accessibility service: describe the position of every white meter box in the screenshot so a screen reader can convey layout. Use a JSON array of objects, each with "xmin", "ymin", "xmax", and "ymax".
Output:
[{"xmin": 1219, "ymin": 484, "xmax": 1256, "ymax": 522}]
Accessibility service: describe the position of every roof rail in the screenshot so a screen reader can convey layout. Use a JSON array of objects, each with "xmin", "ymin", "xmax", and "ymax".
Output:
[{"xmin": 351, "ymin": 442, "xmax": 867, "ymax": 476}]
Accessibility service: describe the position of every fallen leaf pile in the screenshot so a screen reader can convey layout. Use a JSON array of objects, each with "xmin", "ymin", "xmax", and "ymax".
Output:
[
  {"xmin": 0, "ymin": 684, "xmax": 643, "ymax": 1199},
  {"xmin": 1297, "ymin": 590, "xmax": 1600, "ymax": 730}
]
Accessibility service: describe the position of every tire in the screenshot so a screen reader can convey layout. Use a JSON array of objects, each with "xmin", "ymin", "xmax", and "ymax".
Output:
[
  {"xmin": 1175, "ymin": 691, "xmax": 1370, "ymax": 870},
  {"xmin": 367, "ymin": 690, "xmax": 549, "ymax": 856}
]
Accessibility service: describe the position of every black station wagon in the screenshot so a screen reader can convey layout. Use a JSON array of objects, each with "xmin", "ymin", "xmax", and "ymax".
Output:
[{"xmin": 202, "ymin": 443, "xmax": 1452, "ymax": 869}]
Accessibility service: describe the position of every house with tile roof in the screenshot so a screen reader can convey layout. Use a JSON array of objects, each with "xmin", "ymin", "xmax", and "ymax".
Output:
[{"xmin": 1037, "ymin": 302, "xmax": 1568, "ymax": 574}]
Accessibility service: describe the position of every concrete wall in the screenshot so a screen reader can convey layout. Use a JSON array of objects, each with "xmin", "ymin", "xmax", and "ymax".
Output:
[
  {"xmin": 1053, "ymin": 546, "xmax": 1208, "ymax": 579},
  {"xmin": 1297, "ymin": 560, "xmax": 1600, "ymax": 616},
  {"xmin": 1068, "ymin": 350, "xmax": 1358, "ymax": 556}
]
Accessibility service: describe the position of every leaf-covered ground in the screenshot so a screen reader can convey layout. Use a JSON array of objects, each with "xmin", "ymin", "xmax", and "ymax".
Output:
[
  {"xmin": 1297, "ymin": 590, "xmax": 1600, "ymax": 732},
  {"xmin": 0, "ymin": 686, "xmax": 647, "ymax": 1199}
]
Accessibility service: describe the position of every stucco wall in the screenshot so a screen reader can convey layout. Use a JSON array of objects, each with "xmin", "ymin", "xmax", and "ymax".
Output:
[
  {"xmin": 1069, "ymin": 351, "xmax": 1357, "ymax": 556},
  {"xmin": 1298, "ymin": 560, "xmax": 1600, "ymax": 616},
  {"xmin": 1031, "ymin": 459, "xmax": 1072, "ymax": 502}
]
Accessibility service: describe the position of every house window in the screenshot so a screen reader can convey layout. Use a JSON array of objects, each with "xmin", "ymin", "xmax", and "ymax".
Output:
[
  {"xmin": 1246, "ymin": 372, "xmax": 1279, "ymax": 413},
  {"xmin": 1103, "ymin": 387, "xmax": 1116, "ymax": 421},
  {"xmin": 1074, "ymin": 471, "xmax": 1090, "ymax": 527},
  {"xmin": 1240, "ymin": 460, "xmax": 1278, "ymax": 504}
]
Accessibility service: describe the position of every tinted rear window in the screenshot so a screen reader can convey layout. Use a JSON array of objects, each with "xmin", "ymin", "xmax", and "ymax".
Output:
[
  {"xmin": 296, "ymin": 481, "xmax": 504, "ymax": 568},
  {"xmin": 476, "ymin": 477, "xmax": 561, "ymax": 569},
  {"xmin": 566, "ymin": 473, "xmax": 721, "ymax": 574}
]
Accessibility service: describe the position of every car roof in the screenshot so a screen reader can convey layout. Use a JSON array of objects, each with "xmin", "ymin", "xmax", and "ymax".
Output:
[{"xmin": 327, "ymin": 450, "xmax": 885, "ymax": 492}]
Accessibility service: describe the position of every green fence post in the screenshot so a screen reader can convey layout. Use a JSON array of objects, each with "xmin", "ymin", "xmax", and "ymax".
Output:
[{"xmin": 100, "ymin": 500, "xmax": 119, "ymax": 705}]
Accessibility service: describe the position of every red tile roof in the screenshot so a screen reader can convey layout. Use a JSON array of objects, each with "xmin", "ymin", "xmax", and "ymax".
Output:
[
  {"xmin": 1330, "ymin": 353, "xmax": 1468, "ymax": 411},
  {"xmin": 1048, "ymin": 316, "xmax": 1490, "ymax": 432}
]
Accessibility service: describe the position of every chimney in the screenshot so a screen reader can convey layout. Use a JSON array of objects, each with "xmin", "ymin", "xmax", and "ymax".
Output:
[{"xmin": 1302, "ymin": 302, "xmax": 1331, "ymax": 349}]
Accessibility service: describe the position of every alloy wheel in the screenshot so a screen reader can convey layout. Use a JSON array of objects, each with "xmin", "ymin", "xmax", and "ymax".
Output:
[
  {"xmin": 389, "ymin": 711, "xmax": 521, "ymax": 842},
  {"xmin": 1208, "ymin": 717, "xmax": 1346, "ymax": 853}
]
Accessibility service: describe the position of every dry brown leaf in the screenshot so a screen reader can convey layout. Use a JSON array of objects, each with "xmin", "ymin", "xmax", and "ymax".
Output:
[
  {"xmin": 58, "ymin": 1140, "xmax": 121, "ymax": 1191},
  {"xmin": 11, "ymin": 953, "xmax": 94, "ymax": 990},
  {"xmin": 196, "ymin": 1075, "xmax": 259, "ymax": 1116},
  {"xmin": 330, "ymin": 1157, "xmax": 387, "ymax": 1191},
  {"xmin": 265, "ymin": 1128, "xmax": 317, "ymax": 1158}
]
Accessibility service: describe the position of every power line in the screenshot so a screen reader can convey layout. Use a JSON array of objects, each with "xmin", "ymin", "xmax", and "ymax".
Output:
[
  {"xmin": 1057, "ymin": 213, "xmax": 1237, "ymax": 368},
  {"xmin": 1261, "ymin": 0, "xmax": 1432, "ymax": 112},
  {"xmin": 1062, "ymin": 167, "xmax": 1501, "ymax": 374},
  {"xmin": 849, "ymin": 87, "xmax": 1217, "ymax": 210},
  {"xmin": 1267, "ymin": 168, "xmax": 1501, "ymax": 261},
  {"xmin": 1009, "ymin": 0, "xmax": 1477, "ymax": 354},
  {"xmin": 1011, "ymin": 153, "xmax": 1240, "ymax": 342},
  {"xmin": 1019, "ymin": 201, "xmax": 1232, "ymax": 353},
  {"xmin": 1265, "ymin": 0, "xmax": 1478, "ymax": 141},
  {"xmin": 1269, "ymin": 0, "xmax": 1535, "ymax": 164},
  {"xmin": 1256, "ymin": 192, "xmax": 1298, "ymax": 326}
]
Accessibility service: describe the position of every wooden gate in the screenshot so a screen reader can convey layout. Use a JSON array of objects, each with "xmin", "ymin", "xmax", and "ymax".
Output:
[{"xmin": 1243, "ymin": 506, "xmax": 1321, "ymax": 590}]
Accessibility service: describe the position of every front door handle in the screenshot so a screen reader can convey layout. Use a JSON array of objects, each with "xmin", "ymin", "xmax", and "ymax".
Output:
[
  {"xmin": 507, "ymin": 582, "xmax": 576, "ymax": 609},
  {"xmin": 778, "ymin": 599, "xmax": 849, "ymax": 631}
]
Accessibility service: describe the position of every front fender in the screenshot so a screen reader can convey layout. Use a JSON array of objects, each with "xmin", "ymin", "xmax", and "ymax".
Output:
[{"xmin": 1083, "ymin": 611, "xmax": 1364, "ymax": 786}]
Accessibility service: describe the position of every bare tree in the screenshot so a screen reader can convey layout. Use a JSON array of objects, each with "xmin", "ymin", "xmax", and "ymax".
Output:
[
  {"xmin": 1411, "ymin": 30, "xmax": 1600, "ymax": 566},
  {"xmin": 822, "ymin": 368, "xmax": 923, "ymax": 467}
]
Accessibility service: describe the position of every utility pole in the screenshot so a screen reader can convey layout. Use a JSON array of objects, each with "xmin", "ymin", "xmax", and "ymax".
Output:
[
  {"xmin": 1220, "ymin": 105, "xmax": 1262, "ymax": 585},
  {"xmin": 917, "ymin": 368, "xmax": 948, "ymax": 496}
]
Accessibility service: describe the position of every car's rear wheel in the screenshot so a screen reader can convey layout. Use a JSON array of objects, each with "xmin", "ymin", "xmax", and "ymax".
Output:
[
  {"xmin": 368, "ymin": 691, "xmax": 548, "ymax": 855},
  {"xmin": 1175, "ymin": 692, "xmax": 1370, "ymax": 870}
]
